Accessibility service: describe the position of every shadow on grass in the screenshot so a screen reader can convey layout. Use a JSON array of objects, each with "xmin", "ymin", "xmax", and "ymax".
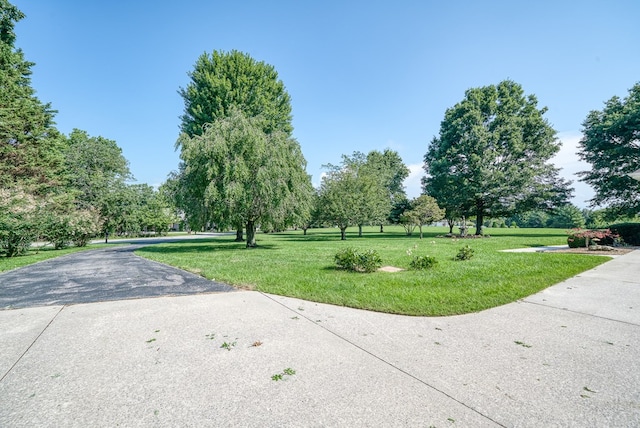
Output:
[
  {"xmin": 278, "ymin": 231, "xmax": 421, "ymax": 242},
  {"xmin": 276, "ymin": 228, "xmax": 569, "ymax": 242},
  {"xmin": 136, "ymin": 239, "xmax": 278, "ymax": 255}
]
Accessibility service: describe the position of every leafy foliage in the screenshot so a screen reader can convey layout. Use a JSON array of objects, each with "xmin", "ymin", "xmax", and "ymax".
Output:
[
  {"xmin": 566, "ymin": 229, "xmax": 618, "ymax": 248},
  {"xmin": 423, "ymin": 80, "xmax": 572, "ymax": 235},
  {"xmin": 179, "ymin": 49, "xmax": 292, "ymax": 138},
  {"xmin": 178, "ymin": 109, "xmax": 311, "ymax": 247},
  {"xmin": 0, "ymin": 185, "xmax": 39, "ymax": 256},
  {"xmin": 409, "ymin": 255, "xmax": 438, "ymax": 270},
  {"xmin": 608, "ymin": 223, "xmax": 640, "ymax": 246},
  {"xmin": 454, "ymin": 245, "xmax": 475, "ymax": 261},
  {"xmin": 401, "ymin": 195, "xmax": 446, "ymax": 239},
  {"xmin": 578, "ymin": 83, "xmax": 640, "ymax": 216},
  {"xmin": 334, "ymin": 247, "xmax": 382, "ymax": 273},
  {"xmin": 317, "ymin": 152, "xmax": 391, "ymax": 239},
  {"xmin": 175, "ymin": 50, "xmax": 308, "ymax": 245}
]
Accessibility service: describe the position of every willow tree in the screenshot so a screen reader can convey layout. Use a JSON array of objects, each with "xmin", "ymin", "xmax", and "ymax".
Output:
[
  {"xmin": 176, "ymin": 50, "xmax": 293, "ymax": 240},
  {"xmin": 423, "ymin": 80, "xmax": 572, "ymax": 235},
  {"xmin": 178, "ymin": 109, "xmax": 311, "ymax": 247}
]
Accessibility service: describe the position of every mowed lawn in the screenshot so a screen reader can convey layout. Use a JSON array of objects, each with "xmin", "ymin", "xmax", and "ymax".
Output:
[{"xmin": 134, "ymin": 226, "xmax": 611, "ymax": 316}]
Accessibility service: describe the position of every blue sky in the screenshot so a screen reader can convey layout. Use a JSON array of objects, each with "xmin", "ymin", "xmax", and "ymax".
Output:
[{"xmin": 12, "ymin": 0, "xmax": 640, "ymax": 208}]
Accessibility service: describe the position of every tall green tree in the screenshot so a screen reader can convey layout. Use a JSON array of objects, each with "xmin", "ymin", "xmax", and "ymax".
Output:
[
  {"xmin": 179, "ymin": 50, "xmax": 292, "ymax": 137},
  {"xmin": 177, "ymin": 49, "xmax": 294, "ymax": 241},
  {"xmin": 318, "ymin": 152, "xmax": 389, "ymax": 239},
  {"xmin": 577, "ymin": 83, "xmax": 640, "ymax": 216},
  {"xmin": 402, "ymin": 195, "xmax": 445, "ymax": 239},
  {"xmin": 62, "ymin": 129, "xmax": 131, "ymax": 209},
  {"xmin": 0, "ymin": 0, "xmax": 64, "ymax": 189},
  {"xmin": 178, "ymin": 109, "xmax": 311, "ymax": 247},
  {"xmin": 423, "ymin": 80, "xmax": 572, "ymax": 235},
  {"xmin": 546, "ymin": 204, "xmax": 585, "ymax": 229},
  {"xmin": 364, "ymin": 149, "xmax": 409, "ymax": 232}
]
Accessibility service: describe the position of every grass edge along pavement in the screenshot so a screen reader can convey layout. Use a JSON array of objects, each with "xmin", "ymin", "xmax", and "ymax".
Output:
[
  {"xmin": 135, "ymin": 226, "xmax": 611, "ymax": 316},
  {"xmin": 0, "ymin": 243, "xmax": 118, "ymax": 273}
]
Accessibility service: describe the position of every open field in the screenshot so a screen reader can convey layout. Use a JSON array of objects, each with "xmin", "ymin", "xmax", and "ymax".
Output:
[{"xmin": 135, "ymin": 226, "xmax": 610, "ymax": 316}]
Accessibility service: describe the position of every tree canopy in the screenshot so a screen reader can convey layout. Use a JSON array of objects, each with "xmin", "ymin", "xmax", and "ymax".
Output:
[
  {"xmin": 317, "ymin": 152, "xmax": 391, "ymax": 239},
  {"xmin": 401, "ymin": 195, "xmax": 445, "ymax": 239},
  {"xmin": 175, "ymin": 50, "xmax": 297, "ymax": 242},
  {"xmin": 178, "ymin": 109, "xmax": 311, "ymax": 247},
  {"xmin": 0, "ymin": 0, "xmax": 63, "ymax": 189},
  {"xmin": 578, "ymin": 82, "xmax": 640, "ymax": 216},
  {"xmin": 423, "ymin": 80, "xmax": 572, "ymax": 235},
  {"xmin": 178, "ymin": 49, "xmax": 292, "ymax": 139}
]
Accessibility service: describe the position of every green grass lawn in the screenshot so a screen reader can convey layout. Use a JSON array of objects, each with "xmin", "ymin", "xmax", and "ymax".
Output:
[
  {"xmin": 0, "ymin": 243, "xmax": 116, "ymax": 273},
  {"xmin": 135, "ymin": 226, "xmax": 610, "ymax": 316}
]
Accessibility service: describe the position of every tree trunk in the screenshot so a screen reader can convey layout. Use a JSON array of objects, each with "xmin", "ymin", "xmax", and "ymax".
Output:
[
  {"xmin": 419, "ymin": 224, "xmax": 423, "ymax": 239},
  {"xmin": 340, "ymin": 227, "xmax": 347, "ymax": 240},
  {"xmin": 246, "ymin": 221, "xmax": 257, "ymax": 247},
  {"xmin": 475, "ymin": 205, "xmax": 484, "ymax": 236},
  {"xmin": 302, "ymin": 227, "xmax": 308, "ymax": 236},
  {"xmin": 235, "ymin": 226, "xmax": 244, "ymax": 242},
  {"xmin": 447, "ymin": 218, "xmax": 454, "ymax": 234},
  {"xmin": 380, "ymin": 224, "xmax": 384, "ymax": 233},
  {"xmin": 358, "ymin": 224, "xmax": 363, "ymax": 237}
]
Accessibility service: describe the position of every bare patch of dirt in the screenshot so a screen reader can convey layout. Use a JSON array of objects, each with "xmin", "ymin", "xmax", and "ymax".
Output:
[{"xmin": 378, "ymin": 266, "xmax": 405, "ymax": 273}]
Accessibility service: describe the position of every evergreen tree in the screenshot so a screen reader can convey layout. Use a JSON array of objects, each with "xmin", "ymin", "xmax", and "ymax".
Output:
[{"xmin": 0, "ymin": 0, "xmax": 63, "ymax": 189}]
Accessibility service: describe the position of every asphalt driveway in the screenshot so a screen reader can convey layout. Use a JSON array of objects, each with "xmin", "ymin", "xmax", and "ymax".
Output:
[{"xmin": 0, "ymin": 244, "xmax": 235, "ymax": 309}]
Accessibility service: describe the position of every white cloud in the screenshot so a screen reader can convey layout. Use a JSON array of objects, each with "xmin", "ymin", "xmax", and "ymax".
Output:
[
  {"xmin": 551, "ymin": 131, "xmax": 595, "ymax": 208},
  {"xmin": 312, "ymin": 171, "xmax": 327, "ymax": 189},
  {"xmin": 403, "ymin": 163, "xmax": 424, "ymax": 199}
]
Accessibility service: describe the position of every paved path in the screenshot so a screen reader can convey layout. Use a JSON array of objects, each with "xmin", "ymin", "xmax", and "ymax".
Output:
[
  {"xmin": 0, "ymin": 242, "xmax": 235, "ymax": 309},
  {"xmin": 1, "ymin": 246, "xmax": 639, "ymax": 427}
]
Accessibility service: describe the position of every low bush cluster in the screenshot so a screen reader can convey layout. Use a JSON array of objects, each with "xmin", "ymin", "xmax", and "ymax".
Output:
[
  {"xmin": 409, "ymin": 255, "xmax": 438, "ymax": 270},
  {"xmin": 334, "ymin": 247, "xmax": 382, "ymax": 273}
]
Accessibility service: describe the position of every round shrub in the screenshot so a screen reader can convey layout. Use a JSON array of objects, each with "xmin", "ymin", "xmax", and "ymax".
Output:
[
  {"xmin": 409, "ymin": 255, "xmax": 437, "ymax": 270},
  {"xmin": 609, "ymin": 223, "xmax": 640, "ymax": 246},
  {"xmin": 454, "ymin": 245, "xmax": 475, "ymax": 261},
  {"xmin": 334, "ymin": 247, "xmax": 382, "ymax": 273},
  {"xmin": 567, "ymin": 234, "xmax": 586, "ymax": 248}
]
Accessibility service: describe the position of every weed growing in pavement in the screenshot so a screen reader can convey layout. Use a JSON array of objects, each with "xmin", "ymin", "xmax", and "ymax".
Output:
[
  {"xmin": 514, "ymin": 340, "xmax": 532, "ymax": 348},
  {"xmin": 272, "ymin": 368, "xmax": 296, "ymax": 381},
  {"xmin": 220, "ymin": 341, "xmax": 236, "ymax": 351}
]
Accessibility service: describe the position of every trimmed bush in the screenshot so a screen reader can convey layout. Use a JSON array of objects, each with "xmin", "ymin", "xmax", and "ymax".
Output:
[
  {"xmin": 409, "ymin": 255, "xmax": 438, "ymax": 270},
  {"xmin": 567, "ymin": 228, "xmax": 619, "ymax": 248},
  {"xmin": 567, "ymin": 234, "xmax": 586, "ymax": 248},
  {"xmin": 334, "ymin": 247, "xmax": 382, "ymax": 273},
  {"xmin": 454, "ymin": 245, "xmax": 475, "ymax": 261},
  {"xmin": 609, "ymin": 223, "xmax": 640, "ymax": 246}
]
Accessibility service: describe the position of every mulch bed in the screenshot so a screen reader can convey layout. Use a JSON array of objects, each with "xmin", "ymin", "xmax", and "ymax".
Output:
[{"xmin": 548, "ymin": 246, "xmax": 638, "ymax": 256}]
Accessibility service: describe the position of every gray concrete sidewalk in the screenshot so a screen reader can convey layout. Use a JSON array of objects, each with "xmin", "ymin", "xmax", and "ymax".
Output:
[{"xmin": 1, "ymin": 251, "xmax": 639, "ymax": 427}]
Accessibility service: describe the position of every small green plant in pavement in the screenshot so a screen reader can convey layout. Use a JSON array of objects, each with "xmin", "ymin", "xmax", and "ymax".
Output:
[
  {"xmin": 272, "ymin": 368, "xmax": 296, "ymax": 381},
  {"xmin": 220, "ymin": 341, "xmax": 236, "ymax": 351}
]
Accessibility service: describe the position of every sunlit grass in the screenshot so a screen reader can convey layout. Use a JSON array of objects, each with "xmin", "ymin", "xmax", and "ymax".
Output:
[{"xmin": 135, "ymin": 226, "xmax": 610, "ymax": 316}]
